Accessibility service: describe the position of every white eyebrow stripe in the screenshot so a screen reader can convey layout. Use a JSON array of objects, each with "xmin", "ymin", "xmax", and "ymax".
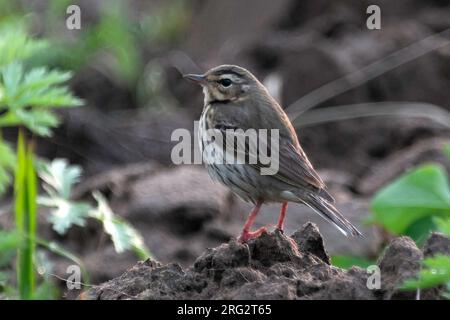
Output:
[{"xmin": 219, "ymin": 74, "xmax": 244, "ymax": 83}]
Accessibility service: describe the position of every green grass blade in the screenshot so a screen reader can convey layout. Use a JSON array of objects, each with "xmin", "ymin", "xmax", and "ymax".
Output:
[
  {"xmin": 14, "ymin": 130, "xmax": 37, "ymax": 299},
  {"xmin": 25, "ymin": 140, "xmax": 37, "ymax": 298},
  {"xmin": 14, "ymin": 129, "xmax": 27, "ymax": 298}
]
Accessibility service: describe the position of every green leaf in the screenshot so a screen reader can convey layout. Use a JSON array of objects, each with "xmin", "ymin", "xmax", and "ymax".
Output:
[
  {"xmin": 25, "ymin": 86, "xmax": 83, "ymax": 108},
  {"xmin": 90, "ymin": 191, "xmax": 150, "ymax": 259},
  {"xmin": 38, "ymin": 160, "xmax": 151, "ymax": 259},
  {"xmin": 39, "ymin": 159, "xmax": 82, "ymax": 199},
  {"xmin": 331, "ymin": 255, "xmax": 375, "ymax": 269},
  {"xmin": 38, "ymin": 159, "xmax": 91, "ymax": 235},
  {"xmin": 39, "ymin": 196, "xmax": 91, "ymax": 235},
  {"xmin": 13, "ymin": 109, "xmax": 60, "ymax": 137},
  {"xmin": 404, "ymin": 216, "xmax": 437, "ymax": 244},
  {"xmin": 402, "ymin": 255, "xmax": 450, "ymax": 292},
  {"xmin": 0, "ymin": 26, "xmax": 47, "ymax": 67},
  {"xmin": 0, "ymin": 111, "xmax": 59, "ymax": 136},
  {"xmin": 0, "ymin": 64, "xmax": 83, "ymax": 111},
  {"xmin": 371, "ymin": 164, "xmax": 450, "ymax": 235},
  {"xmin": 434, "ymin": 217, "xmax": 450, "ymax": 237},
  {"xmin": 0, "ymin": 59, "xmax": 83, "ymax": 136},
  {"xmin": 22, "ymin": 68, "xmax": 72, "ymax": 91},
  {"xmin": 1, "ymin": 62, "xmax": 23, "ymax": 99}
]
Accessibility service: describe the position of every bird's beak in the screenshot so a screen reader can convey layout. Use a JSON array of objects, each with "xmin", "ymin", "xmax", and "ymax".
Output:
[{"xmin": 183, "ymin": 73, "xmax": 206, "ymax": 85}]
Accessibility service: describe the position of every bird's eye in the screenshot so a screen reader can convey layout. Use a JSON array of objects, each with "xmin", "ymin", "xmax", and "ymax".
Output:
[{"xmin": 218, "ymin": 78, "xmax": 232, "ymax": 87}]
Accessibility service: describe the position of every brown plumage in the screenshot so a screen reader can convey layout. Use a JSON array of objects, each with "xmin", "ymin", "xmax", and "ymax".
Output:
[{"xmin": 185, "ymin": 65, "xmax": 362, "ymax": 242}]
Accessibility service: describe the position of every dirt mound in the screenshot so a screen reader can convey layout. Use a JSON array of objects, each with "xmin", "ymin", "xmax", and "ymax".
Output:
[{"xmin": 83, "ymin": 224, "xmax": 449, "ymax": 300}]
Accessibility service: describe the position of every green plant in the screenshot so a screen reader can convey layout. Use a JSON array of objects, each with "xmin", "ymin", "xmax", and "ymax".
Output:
[
  {"xmin": 91, "ymin": 191, "xmax": 149, "ymax": 259},
  {"xmin": 0, "ymin": 22, "xmax": 46, "ymax": 195},
  {"xmin": 0, "ymin": 21, "xmax": 150, "ymax": 299},
  {"xmin": 368, "ymin": 146, "xmax": 450, "ymax": 298},
  {"xmin": 401, "ymin": 219, "xmax": 450, "ymax": 298},
  {"xmin": 38, "ymin": 159, "xmax": 150, "ymax": 259},
  {"xmin": 0, "ymin": 22, "xmax": 82, "ymax": 299},
  {"xmin": 0, "ymin": 61, "xmax": 82, "ymax": 134},
  {"xmin": 0, "ymin": 22, "xmax": 47, "ymax": 69},
  {"xmin": 13, "ymin": 130, "xmax": 37, "ymax": 299},
  {"xmin": 0, "ymin": 22, "xmax": 152, "ymax": 298},
  {"xmin": 402, "ymin": 255, "xmax": 450, "ymax": 298},
  {"xmin": 38, "ymin": 159, "xmax": 90, "ymax": 235},
  {"xmin": 50, "ymin": 0, "xmax": 142, "ymax": 87},
  {"xmin": 331, "ymin": 145, "xmax": 450, "ymax": 291},
  {"xmin": 370, "ymin": 164, "xmax": 450, "ymax": 243},
  {"xmin": 32, "ymin": 0, "xmax": 190, "ymax": 90},
  {"xmin": 0, "ymin": 24, "xmax": 82, "ymax": 194},
  {"xmin": 330, "ymin": 255, "xmax": 374, "ymax": 270}
]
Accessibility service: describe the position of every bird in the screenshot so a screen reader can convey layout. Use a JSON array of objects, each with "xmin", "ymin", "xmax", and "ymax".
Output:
[{"xmin": 184, "ymin": 65, "xmax": 362, "ymax": 242}]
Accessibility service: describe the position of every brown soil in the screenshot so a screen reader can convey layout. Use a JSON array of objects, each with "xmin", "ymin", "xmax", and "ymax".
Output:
[{"xmin": 83, "ymin": 225, "xmax": 449, "ymax": 300}]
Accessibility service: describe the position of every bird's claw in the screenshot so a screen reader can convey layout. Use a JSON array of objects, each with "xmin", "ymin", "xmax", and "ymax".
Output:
[
  {"xmin": 274, "ymin": 228, "xmax": 300, "ymax": 256},
  {"xmin": 238, "ymin": 226, "xmax": 267, "ymax": 243}
]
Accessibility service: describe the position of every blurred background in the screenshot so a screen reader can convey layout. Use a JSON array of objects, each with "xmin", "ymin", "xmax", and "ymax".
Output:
[{"xmin": 0, "ymin": 0, "xmax": 450, "ymax": 299}]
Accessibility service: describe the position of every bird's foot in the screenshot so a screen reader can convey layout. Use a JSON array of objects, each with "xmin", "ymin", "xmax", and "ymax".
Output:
[
  {"xmin": 288, "ymin": 237, "xmax": 300, "ymax": 255},
  {"xmin": 238, "ymin": 226, "xmax": 267, "ymax": 243},
  {"xmin": 275, "ymin": 226, "xmax": 284, "ymax": 233},
  {"xmin": 275, "ymin": 227, "xmax": 300, "ymax": 255}
]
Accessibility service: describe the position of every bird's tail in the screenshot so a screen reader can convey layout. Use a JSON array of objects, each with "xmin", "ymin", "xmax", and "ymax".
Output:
[{"xmin": 301, "ymin": 193, "xmax": 363, "ymax": 237}]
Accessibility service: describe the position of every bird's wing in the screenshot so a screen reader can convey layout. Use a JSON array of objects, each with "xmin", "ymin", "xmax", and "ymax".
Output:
[
  {"xmin": 210, "ymin": 122, "xmax": 332, "ymax": 200},
  {"xmin": 272, "ymin": 140, "xmax": 325, "ymax": 189}
]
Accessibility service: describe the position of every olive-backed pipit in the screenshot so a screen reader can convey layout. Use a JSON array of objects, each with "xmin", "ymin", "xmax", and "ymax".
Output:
[{"xmin": 185, "ymin": 65, "xmax": 362, "ymax": 242}]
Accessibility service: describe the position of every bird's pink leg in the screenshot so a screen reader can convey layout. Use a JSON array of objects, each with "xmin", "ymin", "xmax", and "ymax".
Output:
[
  {"xmin": 276, "ymin": 202, "xmax": 299, "ymax": 254},
  {"xmin": 238, "ymin": 200, "xmax": 266, "ymax": 242},
  {"xmin": 277, "ymin": 202, "xmax": 288, "ymax": 231}
]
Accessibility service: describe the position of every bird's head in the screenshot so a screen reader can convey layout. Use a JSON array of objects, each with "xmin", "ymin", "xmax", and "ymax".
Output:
[{"xmin": 184, "ymin": 65, "xmax": 263, "ymax": 105}]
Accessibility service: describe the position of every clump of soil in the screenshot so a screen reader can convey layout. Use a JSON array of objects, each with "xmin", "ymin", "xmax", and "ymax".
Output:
[{"xmin": 83, "ymin": 223, "xmax": 449, "ymax": 300}]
